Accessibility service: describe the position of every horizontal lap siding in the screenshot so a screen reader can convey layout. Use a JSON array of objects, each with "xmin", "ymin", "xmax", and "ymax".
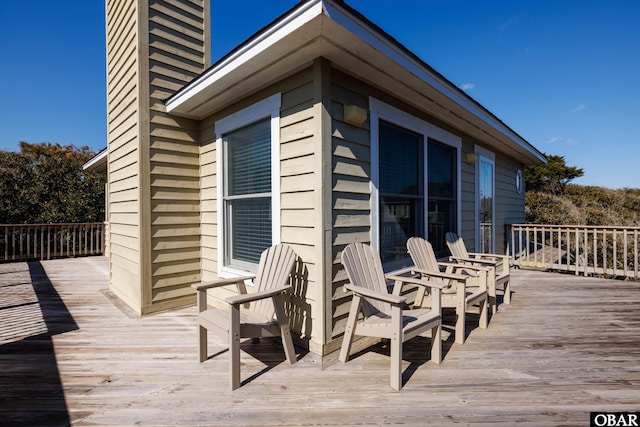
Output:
[
  {"xmin": 280, "ymin": 74, "xmax": 318, "ymax": 347},
  {"xmin": 495, "ymin": 153, "xmax": 525, "ymax": 254},
  {"xmin": 106, "ymin": 0, "xmax": 141, "ymax": 308},
  {"xmin": 460, "ymin": 140, "xmax": 525, "ymax": 254},
  {"xmin": 198, "ymin": 68, "xmax": 321, "ymax": 349},
  {"xmin": 147, "ymin": 0, "xmax": 207, "ymax": 309},
  {"xmin": 198, "ymin": 120, "xmax": 216, "ymax": 280},
  {"xmin": 329, "ymin": 75, "xmax": 371, "ymax": 349},
  {"xmin": 460, "ymin": 141, "xmax": 477, "ymax": 250}
]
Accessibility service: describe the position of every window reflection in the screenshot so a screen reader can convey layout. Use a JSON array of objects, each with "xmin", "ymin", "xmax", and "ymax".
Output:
[
  {"xmin": 428, "ymin": 140, "xmax": 456, "ymax": 257},
  {"xmin": 377, "ymin": 123, "xmax": 457, "ymax": 269},
  {"xmin": 379, "ymin": 121, "xmax": 423, "ymax": 271}
]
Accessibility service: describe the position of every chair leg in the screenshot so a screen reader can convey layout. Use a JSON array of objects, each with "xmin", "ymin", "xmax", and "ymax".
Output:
[
  {"xmin": 339, "ymin": 295, "xmax": 361, "ymax": 363},
  {"xmin": 489, "ymin": 272, "xmax": 498, "ymax": 314},
  {"xmin": 455, "ymin": 286, "xmax": 465, "ymax": 345},
  {"xmin": 479, "ymin": 296, "xmax": 488, "ymax": 329},
  {"xmin": 230, "ymin": 304, "xmax": 241, "ymax": 391},
  {"xmin": 431, "ymin": 323, "xmax": 442, "ymax": 364},
  {"xmin": 198, "ymin": 324, "xmax": 208, "ymax": 362},
  {"xmin": 430, "ymin": 287, "xmax": 442, "ymax": 364},
  {"xmin": 503, "ymin": 280, "xmax": 511, "ymax": 304},
  {"xmin": 273, "ymin": 295, "xmax": 296, "ymax": 364},
  {"xmin": 390, "ymin": 305, "xmax": 402, "ymax": 391},
  {"xmin": 455, "ymin": 305, "xmax": 466, "ymax": 344}
]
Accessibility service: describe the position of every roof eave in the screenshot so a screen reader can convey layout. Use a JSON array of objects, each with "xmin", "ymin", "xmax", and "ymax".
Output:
[
  {"xmin": 166, "ymin": 0, "xmax": 545, "ymax": 165},
  {"xmin": 83, "ymin": 148, "xmax": 108, "ymax": 172}
]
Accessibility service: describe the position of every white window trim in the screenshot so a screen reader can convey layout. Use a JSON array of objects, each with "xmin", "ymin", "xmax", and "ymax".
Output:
[
  {"xmin": 474, "ymin": 145, "xmax": 496, "ymax": 253},
  {"xmin": 370, "ymin": 97, "xmax": 462, "ymax": 255},
  {"xmin": 215, "ymin": 93, "xmax": 281, "ymax": 279}
]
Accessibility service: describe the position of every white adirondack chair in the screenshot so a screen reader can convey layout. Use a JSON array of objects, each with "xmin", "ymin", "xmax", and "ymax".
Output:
[
  {"xmin": 339, "ymin": 242, "xmax": 446, "ymax": 390},
  {"xmin": 407, "ymin": 237, "xmax": 488, "ymax": 345},
  {"xmin": 445, "ymin": 232, "xmax": 512, "ymax": 313},
  {"xmin": 192, "ymin": 244, "xmax": 298, "ymax": 390}
]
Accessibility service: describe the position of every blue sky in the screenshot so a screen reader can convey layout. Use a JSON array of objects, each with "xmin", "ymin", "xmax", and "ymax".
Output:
[{"xmin": 0, "ymin": 1, "xmax": 638, "ymax": 189}]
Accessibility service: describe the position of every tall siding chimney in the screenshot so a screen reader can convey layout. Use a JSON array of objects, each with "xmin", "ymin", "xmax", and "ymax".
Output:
[{"xmin": 105, "ymin": 0, "xmax": 209, "ymax": 314}]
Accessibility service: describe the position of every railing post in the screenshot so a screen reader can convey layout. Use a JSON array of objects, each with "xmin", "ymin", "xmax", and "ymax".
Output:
[
  {"xmin": 19, "ymin": 226, "xmax": 23, "ymax": 261},
  {"xmin": 603, "ymin": 230, "xmax": 608, "ymax": 276},
  {"xmin": 583, "ymin": 227, "xmax": 588, "ymax": 276},
  {"xmin": 593, "ymin": 228, "xmax": 598, "ymax": 275},
  {"xmin": 623, "ymin": 228, "xmax": 628, "ymax": 278},
  {"xmin": 633, "ymin": 230, "xmax": 638, "ymax": 279},
  {"xmin": 556, "ymin": 227, "xmax": 561, "ymax": 271},
  {"xmin": 613, "ymin": 230, "xmax": 618, "ymax": 277},
  {"xmin": 573, "ymin": 227, "xmax": 578, "ymax": 276}
]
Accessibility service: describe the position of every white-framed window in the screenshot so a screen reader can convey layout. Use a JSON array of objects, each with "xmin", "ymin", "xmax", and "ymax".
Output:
[
  {"xmin": 216, "ymin": 93, "xmax": 281, "ymax": 277},
  {"xmin": 370, "ymin": 98, "xmax": 462, "ymax": 271}
]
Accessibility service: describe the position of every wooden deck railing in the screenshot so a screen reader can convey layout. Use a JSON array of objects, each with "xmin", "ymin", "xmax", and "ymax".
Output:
[
  {"xmin": 0, "ymin": 223, "xmax": 105, "ymax": 262},
  {"xmin": 507, "ymin": 224, "xmax": 640, "ymax": 279}
]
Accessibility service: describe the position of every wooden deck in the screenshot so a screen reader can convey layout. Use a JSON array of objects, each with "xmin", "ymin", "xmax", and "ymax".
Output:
[{"xmin": 1, "ymin": 257, "xmax": 639, "ymax": 426}]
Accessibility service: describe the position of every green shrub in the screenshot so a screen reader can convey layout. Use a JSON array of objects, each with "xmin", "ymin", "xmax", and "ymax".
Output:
[{"xmin": 526, "ymin": 185, "xmax": 640, "ymax": 226}]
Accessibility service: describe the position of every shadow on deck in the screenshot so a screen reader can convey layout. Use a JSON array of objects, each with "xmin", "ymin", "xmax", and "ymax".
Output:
[
  {"xmin": 0, "ymin": 261, "xmax": 77, "ymax": 426},
  {"xmin": 1, "ymin": 257, "xmax": 639, "ymax": 426}
]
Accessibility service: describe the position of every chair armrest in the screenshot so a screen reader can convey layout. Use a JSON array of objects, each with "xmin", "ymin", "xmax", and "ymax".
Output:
[
  {"xmin": 344, "ymin": 283, "xmax": 406, "ymax": 305},
  {"xmin": 386, "ymin": 274, "xmax": 449, "ymax": 290},
  {"xmin": 438, "ymin": 262, "xmax": 490, "ymax": 274},
  {"xmin": 226, "ymin": 285, "xmax": 292, "ymax": 305},
  {"xmin": 405, "ymin": 269, "xmax": 465, "ymax": 284},
  {"xmin": 449, "ymin": 256, "xmax": 498, "ymax": 266},
  {"xmin": 468, "ymin": 252, "xmax": 511, "ymax": 263},
  {"xmin": 191, "ymin": 275, "xmax": 256, "ymax": 291}
]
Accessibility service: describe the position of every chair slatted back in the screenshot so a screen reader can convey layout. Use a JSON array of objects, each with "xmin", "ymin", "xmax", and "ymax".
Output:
[
  {"xmin": 252, "ymin": 244, "xmax": 297, "ymax": 318},
  {"xmin": 407, "ymin": 237, "xmax": 439, "ymax": 272},
  {"xmin": 445, "ymin": 232, "xmax": 469, "ymax": 259},
  {"xmin": 341, "ymin": 242, "xmax": 390, "ymax": 317}
]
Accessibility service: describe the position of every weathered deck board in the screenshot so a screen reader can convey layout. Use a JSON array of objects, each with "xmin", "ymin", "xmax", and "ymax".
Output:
[{"xmin": 1, "ymin": 257, "xmax": 639, "ymax": 426}]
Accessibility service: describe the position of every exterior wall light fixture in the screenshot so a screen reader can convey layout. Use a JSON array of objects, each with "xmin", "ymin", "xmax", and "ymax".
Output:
[{"xmin": 343, "ymin": 105, "xmax": 368, "ymax": 126}]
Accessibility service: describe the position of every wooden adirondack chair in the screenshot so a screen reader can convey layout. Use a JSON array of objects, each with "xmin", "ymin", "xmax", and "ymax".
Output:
[
  {"xmin": 407, "ymin": 237, "xmax": 488, "ymax": 345},
  {"xmin": 192, "ymin": 244, "xmax": 298, "ymax": 390},
  {"xmin": 445, "ymin": 232, "xmax": 512, "ymax": 314},
  {"xmin": 339, "ymin": 242, "xmax": 446, "ymax": 391}
]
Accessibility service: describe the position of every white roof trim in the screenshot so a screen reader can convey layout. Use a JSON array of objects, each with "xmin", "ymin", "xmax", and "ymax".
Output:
[
  {"xmin": 323, "ymin": 1, "xmax": 541, "ymax": 162},
  {"xmin": 166, "ymin": 0, "xmax": 545, "ymax": 164},
  {"xmin": 167, "ymin": 0, "xmax": 323, "ymax": 113},
  {"xmin": 82, "ymin": 148, "xmax": 107, "ymax": 171}
]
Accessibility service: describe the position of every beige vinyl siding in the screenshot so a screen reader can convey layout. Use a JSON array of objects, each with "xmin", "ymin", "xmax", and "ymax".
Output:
[
  {"xmin": 106, "ymin": 0, "xmax": 208, "ymax": 314},
  {"xmin": 459, "ymin": 142, "xmax": 525, "ymax": 254},
  {"xmin": 494, "ymin": 153, "xmax": 525, "ymax": 254},
  {"xmin": 329, "ymin": 73, "xmax": 372, "ymax": 350},
  {"xmin": 460, "ymin": 141, "xmax": 478, "ymax": 250},
  {"xmin": 197, "ymin": 67, "xmax": 324, "ymax": 352},
  {"xmin": 106, "ymin": 0, "xmax": 141, "ymax": 310},
  {"xmin": 280, "ymin": 69, "xmax": 319, "ymax": 350},
  {"xmin": 198, "ymin": 119, "xmax": 217, "ymax": 280},
  {"xmin": 146, "ymin": 0, "xmax": 208, "ymax": 311}
]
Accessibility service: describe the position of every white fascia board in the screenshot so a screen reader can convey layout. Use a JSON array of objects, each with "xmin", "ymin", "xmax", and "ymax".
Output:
[
  {"xmin": 166, "ymin": 0, "xmax": 324, "ymax": 114},
  {"xmin": 324, "ymin": 1, "xmax": 544, "ymax": 163},
  {"xmin": 82, "ymin": 148, "xmax": 107, "ymax": 171}
]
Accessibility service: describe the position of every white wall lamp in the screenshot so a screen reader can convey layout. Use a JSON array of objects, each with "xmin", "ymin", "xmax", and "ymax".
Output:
[
  {"xmin": 464, "ymin": 152, "xmax": 477, "ymax": 164},
  {"xmin": 343, "ymin": 105, "xmax": 368, "ymax": 126}
]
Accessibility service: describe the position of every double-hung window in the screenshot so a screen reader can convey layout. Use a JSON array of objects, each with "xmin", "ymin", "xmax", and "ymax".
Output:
[
  {"xmin": 371, "ymin": 98, "xmax": 461, "ymax": 271},
  {"xmin": 216, "ymin": 94, "xmax": 281, "ymax": 276}
]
